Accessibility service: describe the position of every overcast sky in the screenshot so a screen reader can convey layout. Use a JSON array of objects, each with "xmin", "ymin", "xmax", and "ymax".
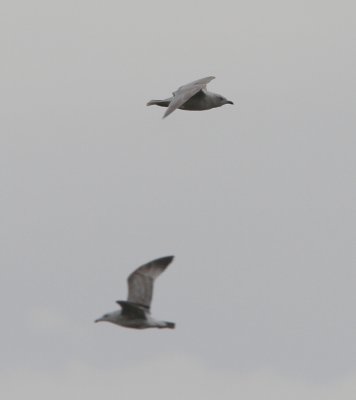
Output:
[{"xmin": 1, "ymin": 0, "xmax": 355, "ymax": 399}]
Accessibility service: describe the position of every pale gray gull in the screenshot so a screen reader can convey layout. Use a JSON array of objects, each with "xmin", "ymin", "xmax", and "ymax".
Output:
[
  {"xmin": 95, "ymin": 256, "xmax": 175, "ymax": 329},
  {"xmin": 147, "ymin": 76, "xmax": 234, "ymax": 118}
]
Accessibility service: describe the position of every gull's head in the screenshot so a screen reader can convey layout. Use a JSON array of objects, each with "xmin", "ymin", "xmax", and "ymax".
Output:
[
  {"xmin": 212, "ymin": 93, "xmax": 234, "ymax": 108},
  {"xmin": 219, "ymin": 95, "xmax": 234, "ymax": 106},
  {"xmin": 95, "ymin": 312, "xmax": 115, "ymax": 324}
]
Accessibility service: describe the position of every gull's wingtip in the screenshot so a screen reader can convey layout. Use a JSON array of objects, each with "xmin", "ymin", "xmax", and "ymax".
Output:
[
  {"xmin": 203, "ymin": 76, "xmax": 215, "ymax": 82},
  {"xmin": 157, "ymin": 255, "xmax": 174, "ymax": 264},
  {"xmin": 162, "ymin": 110, "xmax": 172, "ymax": 119},
  {"xmin": 151, "ymin": 255, "xmax": 175, "ymax": 266}
]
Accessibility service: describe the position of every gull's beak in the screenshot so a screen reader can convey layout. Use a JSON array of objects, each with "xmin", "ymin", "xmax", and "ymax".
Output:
[
  {"xmin": 226, "ymin": 100, "xmax": 234, "ymax": 105},
  {"xmin": 94, "ymin": 318, "xmax": 102, "ymax": 323}
]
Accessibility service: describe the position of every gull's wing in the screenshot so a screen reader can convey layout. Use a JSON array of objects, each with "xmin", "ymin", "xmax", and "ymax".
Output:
[
  {"xmin": 174, "ymin": 76, "xmax": 215, "ymax": 93},
  {"xmin": 163, "ymin": 76, "xmax": 215, "ymax": 118},
  {"xmin": 127, "ymin": 256, "xmax": 174, "ymax": 308},
  {"xmin": 116, "ymin": 301, "xmax": 148, "ymax": 319}
]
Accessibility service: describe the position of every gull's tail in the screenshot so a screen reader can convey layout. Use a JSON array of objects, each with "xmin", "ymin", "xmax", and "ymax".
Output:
[
  {"xmin": 162, "ymin": 321, "xmax": 175, "ymax": 329},
  {"xmin": 146, "ymin": 99, "xmax": 170, "ymax": 107}
]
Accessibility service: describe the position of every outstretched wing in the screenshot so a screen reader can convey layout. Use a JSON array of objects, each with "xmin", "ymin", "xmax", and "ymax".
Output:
[
  {"xmin": 163, "ymin": 76, "xmax": 215, "ymax": 118},
  {"xmin": 174, "ymin": 76, "xmax": 215, "ymax": 93},
  {"xmin": 127, "ymin": 256, "xmax": 174, "ymax": 308}
]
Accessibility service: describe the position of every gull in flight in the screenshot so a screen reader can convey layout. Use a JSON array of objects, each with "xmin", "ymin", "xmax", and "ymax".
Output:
[
  {"xmin": 147, "ymin": 76, "xmax": 234, "ymax": 118},
  {"xmin": 95, "ymin": 256, "xmax": 175, "ymax": 329}
]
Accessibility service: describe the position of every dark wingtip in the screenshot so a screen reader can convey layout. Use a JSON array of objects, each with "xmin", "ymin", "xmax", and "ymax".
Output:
[{"xmin": 156, "ymin": 255, "xmax": 174, "ymax": 265}]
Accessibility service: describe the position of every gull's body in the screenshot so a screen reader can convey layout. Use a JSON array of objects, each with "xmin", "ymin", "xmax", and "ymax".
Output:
[
  {"xmin": 95, "ymin": 256, "xmax": 175, "ymax": 330},
  {"xmin": 147, "ymin": 76, "xmax": 234, "ymax": 118}
]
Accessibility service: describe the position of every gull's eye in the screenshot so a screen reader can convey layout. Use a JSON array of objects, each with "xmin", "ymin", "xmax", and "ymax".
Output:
[{"xmin": 104, "ymin": 314, "xmax": 109, "ymax": 318}]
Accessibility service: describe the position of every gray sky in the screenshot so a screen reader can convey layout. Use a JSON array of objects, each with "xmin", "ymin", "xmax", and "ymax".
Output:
[{"xmin": 1, "ymin": 0, "xmax": 355, "ymax": 398}]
